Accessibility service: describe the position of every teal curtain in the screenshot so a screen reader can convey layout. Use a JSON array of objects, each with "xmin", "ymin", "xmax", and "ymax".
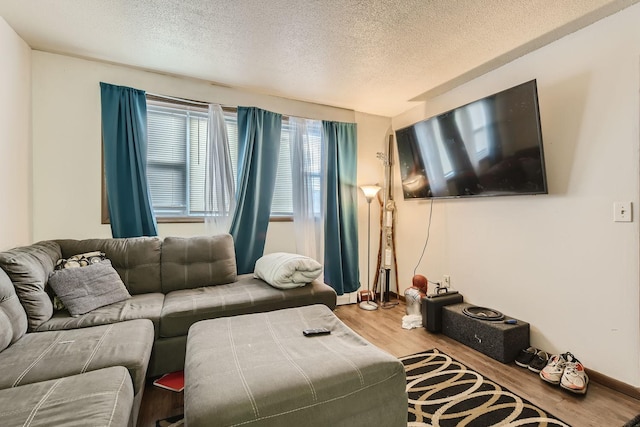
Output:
[
  {"xmin": 322, "ymin": 121, "xmax": 359, "ymax": 295},
  {"xmin": 100, "ymin": 82, "xmax": 158, "ymax": 238},
  {"xmin": 230, "ymin": 107, "xmax": 282, "ymax": 274}
]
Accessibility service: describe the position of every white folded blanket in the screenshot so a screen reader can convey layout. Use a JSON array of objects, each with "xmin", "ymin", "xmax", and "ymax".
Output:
[
  {"xmin": 254, "ymin": 252, "xmax": 323, "ymax": 289},
  {"xmin": 402, "ymin": 314, "xmax": 423, "ymax": 330}
]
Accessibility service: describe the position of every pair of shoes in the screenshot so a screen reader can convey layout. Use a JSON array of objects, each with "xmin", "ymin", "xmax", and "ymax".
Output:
[
  {"xmin": 560, "ymin": 355, "xmax": 589, "ymax": 394},
  {"xmin": 539, "ymin": 352, "xmax": 589, "ymax": 394},
  {"xmin": 515, "ymin": 346, "xmax": 537, "ymax": 367},
  {"xmin": 515, "ymin": 347, "xmax": 549, "ymax": 373},
  {"xmin": 528, "ymin": 350, "xmax": 549, "ymax": 373}
]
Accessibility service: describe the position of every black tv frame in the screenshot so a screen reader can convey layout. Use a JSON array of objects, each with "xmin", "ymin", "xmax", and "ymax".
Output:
[{"xmin": 395, "ymin": 80, "xmax": 548, "ymax": 200}]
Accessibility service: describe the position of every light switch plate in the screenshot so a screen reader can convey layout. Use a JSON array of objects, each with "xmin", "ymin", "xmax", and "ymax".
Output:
[{"xmin": 614, "ymin": 202, "xmax": 632, "ymax": 222}]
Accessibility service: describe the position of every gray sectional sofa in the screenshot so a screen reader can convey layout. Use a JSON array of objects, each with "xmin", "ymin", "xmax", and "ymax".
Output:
[{"xmin": 0, "ymin": 233, "xmax": 337, "ymax": 426}]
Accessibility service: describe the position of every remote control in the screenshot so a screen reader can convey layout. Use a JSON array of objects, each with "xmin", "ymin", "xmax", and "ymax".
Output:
[{"xmin": 303, "ymin": 328, "xmax": 331, "ymax": 336}]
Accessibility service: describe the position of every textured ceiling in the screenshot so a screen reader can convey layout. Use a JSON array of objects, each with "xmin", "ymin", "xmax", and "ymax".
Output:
[{"xmin": 1, "ymin": 0, "xmax": 638, "ymax": 116}]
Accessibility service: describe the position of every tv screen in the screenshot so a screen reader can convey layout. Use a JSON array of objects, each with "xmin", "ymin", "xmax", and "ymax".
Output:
[{"xmin": 395, "ymin": 80, "xmax": 547, "ymax": 199}]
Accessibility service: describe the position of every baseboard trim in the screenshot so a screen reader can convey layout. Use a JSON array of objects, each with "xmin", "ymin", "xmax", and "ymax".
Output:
[
  {"xmin": 389, "ymin": 291, "xmax": 404, "ymax": 302},
  {"xmin": 586, "ymin": 368, "xmax": 640, "ymax": 400},
  {"xmin": 336, "ymin": 292, "xmax": 358, "ymax": 306}
]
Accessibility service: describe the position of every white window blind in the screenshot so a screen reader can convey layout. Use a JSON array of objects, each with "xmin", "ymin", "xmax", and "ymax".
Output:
[
  {"xmin": 272, "ymin": 121, "xmax": 293, "ymax": 216},
  {"xmin": 305, "ymin": 120, "xmax": 323, "ymax": 216},
  {"xmin": 146, "ymin": 105, "xmax": 194, "ymax": 216},
  {"xmin": 188, "ymin": 115, "xmax": 208, "ymax": 213},
  {"xmin": 145, "ymin": 99, "xmax": 320, "ymax": 219}
]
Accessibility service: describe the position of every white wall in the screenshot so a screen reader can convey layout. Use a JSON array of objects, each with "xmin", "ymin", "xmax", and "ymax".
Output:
[
  {"xmin": 0, "ymin": 17, "xmax": 31, "ymax": 250},
  {"xmin": 393, "ymin": 4, "xmax": 640, "ymax": 386},
  {"xmin": 355, "ymin": 112, "xmax": 393, "ymax": 301},
  {"xmin": 30, "ymin": 52, "xmax": 390, "ymax": 303},
  {"xmin": 31, "ymin": 52, "xmax": 356, "ymax": 243}
]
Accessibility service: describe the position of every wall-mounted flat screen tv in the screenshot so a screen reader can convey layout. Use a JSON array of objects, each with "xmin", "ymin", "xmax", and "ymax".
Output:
[{"xmin": 395, "ymin": 80, "xmax": 547, "ymax": 200}]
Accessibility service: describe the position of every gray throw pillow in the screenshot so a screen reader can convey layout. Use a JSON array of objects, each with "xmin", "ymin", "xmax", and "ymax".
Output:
[
  {"xmin": 47, "ymin": 260, "xmax": 131, "ymax": 316},
  {"xmin": 51, "ymin": 251, "xmax": 107, "ymax": 310},
  {"xmin": 0, "ymin": 241, "xmax": 61, "ymax": 330}
]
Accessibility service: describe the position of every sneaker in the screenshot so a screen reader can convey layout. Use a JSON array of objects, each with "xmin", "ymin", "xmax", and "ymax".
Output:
[
  {"xmin": 540, "ymin": 352, "xmax": 570, "ymax": 384},
  {"xmin": 528, "ymin": 350, "xmax": 549, "ymax": 373},
  {"xmin": 515, "ymin": 346, "xmax": 537, "ymax": 368},
  {"xmin": 561, "ymin": 357, "xmax": 589, "ymax": 394}
]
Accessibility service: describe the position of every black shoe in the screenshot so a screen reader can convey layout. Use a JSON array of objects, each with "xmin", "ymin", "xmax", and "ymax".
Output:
[
  {"xmin": 515, "ymin": 346, "xmax": 537, "ymax": 368},
  {"xmin": 528, "ymin": 350, "xmax": 549, "ymax": 373}
]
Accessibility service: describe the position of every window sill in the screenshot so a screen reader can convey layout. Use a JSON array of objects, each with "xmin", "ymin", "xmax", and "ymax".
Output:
[
  {"xmin": 158, "ymin": 216, "xmax": 294, "ymax": 224},
  {"xmin": 101, "ymin": 216, "xmax": 293, "ymax": 225}
]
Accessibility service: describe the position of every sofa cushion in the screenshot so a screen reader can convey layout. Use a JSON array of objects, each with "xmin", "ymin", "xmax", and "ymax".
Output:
[
  {"xmin": 0, "ymin": 318, "xmax": 154, "ymax": 395},
  {"xmin": 0, "ymin": 268, "xmax": 28, "ymax": 352},
  {"xmin": 0, "ymin": 366, "xmax": 133, "ymax": 427},
  {"xmin": 56, "ymin": 237, "xmax": 162, "ymax": 295},
  {"xmin": 0, "ymin": 240, "xmax": 61, "ymax": 330},
  {"xmin": 161, "ymin": 234, "xmax": 237, "ymax": 293},
  {"xmin": 48, "ymin": 259, "xmax": 131, "ymax": 316},
  {"xmin": 160, "ymin": 274, "xmax": 337, "ymax": 338},
  {"xmin": 34, "ymin": 292, "xmax": 164, "ymax": 339}
]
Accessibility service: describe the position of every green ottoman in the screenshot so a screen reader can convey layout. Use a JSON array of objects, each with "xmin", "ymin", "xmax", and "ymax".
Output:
[{"xmin": 185, "ymin": 304, "xmax": 407, "ymax": 427}]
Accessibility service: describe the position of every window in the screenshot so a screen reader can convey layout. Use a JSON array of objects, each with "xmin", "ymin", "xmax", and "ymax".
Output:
[
  {"xmin": 296, "ymin": 119, "xmax": 323, "ymax": 217},
  {"xmin": 146, "ymin": 102, "xmax": 208, "ymax": 217},
  {"xmin": 144, "ymin": 97, "xmax": 321, "ymax": 221},
  {"xmin": 272, "ymin": 120, "xmax": 292, "ymax": 216}
]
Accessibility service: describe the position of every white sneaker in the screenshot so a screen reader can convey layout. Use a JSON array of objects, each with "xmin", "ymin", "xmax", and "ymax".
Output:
[
  {"xmin": 561, "ymin": 357, "xmax": 589, "ymax": 394},
  {"xmin": 539, "ymin": 352, "xmax": 569, "ymax": 384}
]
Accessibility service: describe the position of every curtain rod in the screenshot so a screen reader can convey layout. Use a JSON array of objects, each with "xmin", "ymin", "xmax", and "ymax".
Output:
[
  {"xmin": 146, "ymin": 92, "xmax": 236, "ymax": 109},
  {"xmin": 146, "ymin": 92, "xmax": 348, "ymax": 123}
]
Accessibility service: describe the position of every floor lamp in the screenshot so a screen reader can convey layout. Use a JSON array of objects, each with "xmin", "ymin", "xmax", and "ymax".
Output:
[{"xmin": 359, "ymin": 185, "xmax": 381, "ymax": 311}]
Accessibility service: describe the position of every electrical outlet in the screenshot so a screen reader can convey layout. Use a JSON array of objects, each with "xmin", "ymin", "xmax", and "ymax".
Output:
[{"xmin": 443, "ymin": 275, "xmax": 451, "ymax": 288}]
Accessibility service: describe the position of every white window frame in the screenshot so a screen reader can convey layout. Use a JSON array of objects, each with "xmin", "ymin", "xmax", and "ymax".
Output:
[{"xmin": 140, "ymin": 97, "xmax": 323, "ymax": 223}]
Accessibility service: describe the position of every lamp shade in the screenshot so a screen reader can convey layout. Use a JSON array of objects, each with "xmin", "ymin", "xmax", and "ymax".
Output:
[{"xmin": 360, "ymin": 185, "xmax": 381, "ymax": 202}]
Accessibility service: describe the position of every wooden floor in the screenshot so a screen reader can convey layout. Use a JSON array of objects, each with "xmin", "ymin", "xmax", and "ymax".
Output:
[{"xmin": 138, "ymin": 302, "xmax": 640, "ymax": 427}]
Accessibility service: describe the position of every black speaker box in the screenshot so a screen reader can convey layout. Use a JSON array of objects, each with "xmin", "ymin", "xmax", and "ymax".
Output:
[
  {"xmin": 441, "ymin": 303, "xmax": 529, "ymax": 363},
  {"xmin": 421, "ymin": 292, "xmax": 463, "ymax": 332}
]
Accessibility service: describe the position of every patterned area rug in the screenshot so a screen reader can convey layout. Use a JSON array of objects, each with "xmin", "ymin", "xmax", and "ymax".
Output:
[
  {"xmin": 400, "ymin": 349, "xmax": 571, "ymax": 427},
  {"xmin": 624, "ymin": 415, "xmax": 640, "ymax": 427}
]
